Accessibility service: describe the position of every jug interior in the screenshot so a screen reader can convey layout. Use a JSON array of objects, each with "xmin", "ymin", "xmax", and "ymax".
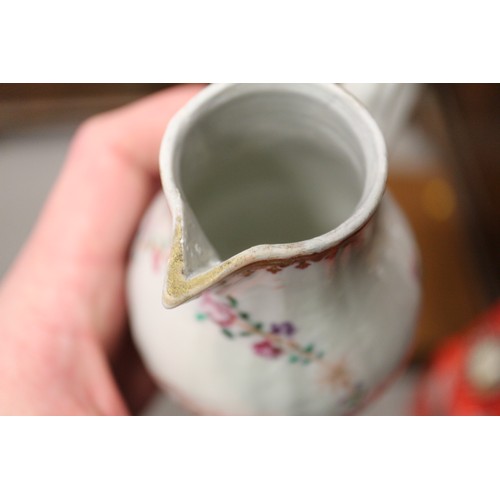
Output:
[{"xmin": 178, "ymin": 86, "xmax": 367, "ymax": 261}]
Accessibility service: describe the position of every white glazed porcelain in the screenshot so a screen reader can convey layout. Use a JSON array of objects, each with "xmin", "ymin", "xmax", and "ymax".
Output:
[
  {"xmin": 127, "ymin": 83, "xmax": 420, "ymax": 415},
  {"xmin": 342, "ymin": 83, "xmax": 421, "ymax": 149}
]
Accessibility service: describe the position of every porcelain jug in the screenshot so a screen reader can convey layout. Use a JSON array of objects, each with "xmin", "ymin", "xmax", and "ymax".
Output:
[{"xmin": 127, "ymin": 83, "xmax": 421, "ymax": 415}]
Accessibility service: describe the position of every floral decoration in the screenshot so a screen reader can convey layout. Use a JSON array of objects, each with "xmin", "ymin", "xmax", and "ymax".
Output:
[
  {"xmin": 194, "ymin": 292, "xmax": 367, "ymax": 411},
  {"xmin": 196, "ymin": 293, "xmax": 325, "ymax": 365}
]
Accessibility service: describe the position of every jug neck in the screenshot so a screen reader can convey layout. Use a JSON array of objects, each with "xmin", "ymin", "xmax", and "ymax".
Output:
[{"xmin": 160, "ymin": 84, "xmax": 387, "ymax": 308}]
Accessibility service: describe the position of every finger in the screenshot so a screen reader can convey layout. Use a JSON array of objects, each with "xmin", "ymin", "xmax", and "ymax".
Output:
[
  {"xmin": 1, "ymin": 85, "xmax": 203, "ymax": 351},
  {"xmin": 27, "ymin": 84, "xmax": 204, "ymax": 265}
]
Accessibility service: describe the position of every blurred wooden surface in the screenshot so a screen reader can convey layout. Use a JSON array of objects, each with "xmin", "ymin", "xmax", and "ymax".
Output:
[
  {"xmin": 0, "ymin": 84, "xmax": 170, "ymax": 100},
  {"xmin": 433, "ymin": 84, "xmax": 500, "ymax": 300},
  {"xmin": 389, "ymin": 84, "xmax": 499, "ymax": 361},
  {"xmin": 0, "ymin": 84, "xmax": 173, "ymax": 132},
  {"xmin": 388, "ymin": 170, "xmax": 486, "ymax": 361}
]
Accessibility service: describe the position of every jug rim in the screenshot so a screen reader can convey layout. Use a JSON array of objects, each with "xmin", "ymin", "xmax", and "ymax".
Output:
[{"xmin": 159, "ymin": 83, "xmax": 387, "ymax": 307}]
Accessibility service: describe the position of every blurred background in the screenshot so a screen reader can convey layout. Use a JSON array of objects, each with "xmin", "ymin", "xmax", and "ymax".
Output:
[{"xmin": 1, "ymin": 83, "xmax": 499, "ymax": 415}]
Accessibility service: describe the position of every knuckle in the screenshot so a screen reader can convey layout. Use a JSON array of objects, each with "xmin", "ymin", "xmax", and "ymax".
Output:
[{"xmin": 72, "ymin": 115, "xmax": 108, "ymax": 151}]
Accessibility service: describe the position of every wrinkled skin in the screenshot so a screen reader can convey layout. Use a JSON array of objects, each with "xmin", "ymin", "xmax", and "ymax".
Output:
[{"xmin": 0, "ymin": 85, "xmax": 203, "ymax": 415}]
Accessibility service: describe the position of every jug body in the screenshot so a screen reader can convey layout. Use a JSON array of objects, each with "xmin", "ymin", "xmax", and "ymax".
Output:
[{"xmin": 126, "ymin": 83, "xmax": 420, "ymax": 415}]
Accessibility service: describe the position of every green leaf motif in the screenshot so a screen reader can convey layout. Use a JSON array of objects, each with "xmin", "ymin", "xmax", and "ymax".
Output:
[
  {"xmin": 194, "ymin": 294, "xmax": 328, "ymax": 367},
  {"xmin": 222, "ymin": 329, "xmax": 234, "ymax": 339},
  {"xmin": 304, "ymin": 344, "xmax": 314, "ymax": 354}
]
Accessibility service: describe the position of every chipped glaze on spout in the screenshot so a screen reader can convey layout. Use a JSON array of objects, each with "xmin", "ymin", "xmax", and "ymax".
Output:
[{"xmin": 164, "ymin": 215, "xmax": 271, "ymax": 308}]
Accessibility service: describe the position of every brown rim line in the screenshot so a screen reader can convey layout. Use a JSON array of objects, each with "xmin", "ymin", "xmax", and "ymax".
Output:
[{"xmin": 163, "ymin": 216, "xmax": 374, "ymax": 309}]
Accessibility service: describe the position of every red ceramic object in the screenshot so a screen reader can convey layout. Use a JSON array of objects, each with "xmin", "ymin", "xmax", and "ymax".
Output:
[{"xmin": 416, "ymin": 301, "xmax": 500, "ymax": 416}]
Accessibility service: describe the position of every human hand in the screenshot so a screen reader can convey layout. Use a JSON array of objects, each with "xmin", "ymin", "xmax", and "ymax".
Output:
[{"xmin": 0, "ymin": 85, "xmax": 203, "ymax": 415}]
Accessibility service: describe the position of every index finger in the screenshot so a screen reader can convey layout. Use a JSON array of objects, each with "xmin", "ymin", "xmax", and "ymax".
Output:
[{"xmin": 28, "ymin": 84, "xmax": 204, "ymax": 263}]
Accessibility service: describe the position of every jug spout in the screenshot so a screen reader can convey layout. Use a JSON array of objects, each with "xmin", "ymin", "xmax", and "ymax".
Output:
[
  {"xmin": 163, "ymin": 191, "xmax": 274, "ymax": 308},
  {"xmin": 163, "ymin": 207, "xmax": 234, "ymax": 308}
]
